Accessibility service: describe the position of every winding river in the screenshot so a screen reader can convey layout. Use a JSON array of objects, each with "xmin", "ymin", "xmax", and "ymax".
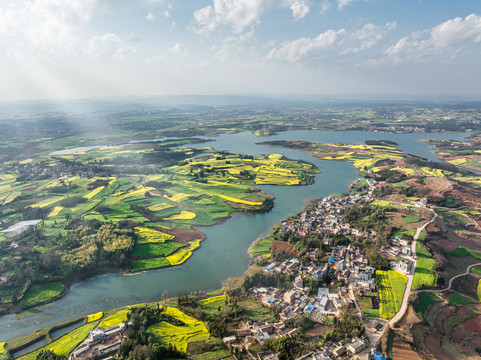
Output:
[{"xmin": 0, "ymin": 130, "xmax": 468, "ymax": 342}]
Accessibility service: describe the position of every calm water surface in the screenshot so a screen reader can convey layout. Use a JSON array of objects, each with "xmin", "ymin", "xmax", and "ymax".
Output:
[{"xmin": 0, "ymin": 130, "xmax": 468, "ymax": 342}]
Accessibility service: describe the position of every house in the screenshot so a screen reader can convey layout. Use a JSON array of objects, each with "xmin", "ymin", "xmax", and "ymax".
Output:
[
  {"xmin": 331, "ymin": 346, "xmax": 346, "ymax": 357},
  {"xmin": 223, "ymin": 335, "xmax": 236, "ymax": 344},
  {"xmin": 1, "ymin": 219, "xmax": 42, "ymax": 238},
  {"xmin": 336, "ymin": 260, "xmax": 346, "ymax": 271},
  {"xmin": 346, "ymin": 338, "xmax": 367, "ymax": 354},
  {"xmin": 373, "ymin": 351, "xmax": 387, "ymax": 360},
  {"xmin": 284, "ymin": 291, "xmax": 295, "ymax": 304},
  {"xmin": 258, "ymin": 350, "xmax": 280, "ymax": 360},
  {"xmin": 294, "ymin": 351, "xmax": 332, "ymax": 360},
  {"xmin": 237, "ymin": 328, "xmax": 252, "ymax": 337},
  {"xmin": 401, "ymin": 246, "xmax": 412, "ymax": 256},
  {"xmin": 294, "ymin": 275, "xmax": 303, "ymax": 288},
  {"xmin": 318, "ymin": 287, "xmax": 329, "ymax": 298},
  {"xmin": 391, "ymin": 260, "xmax": 412, "ymax": 274},
  {"xmin": 89, "ymin": 328, "xmax": 106, "ymax": 344},
  {"xmin": 73, "ymin": 345, "xmax": 90, "ymax": 358}
]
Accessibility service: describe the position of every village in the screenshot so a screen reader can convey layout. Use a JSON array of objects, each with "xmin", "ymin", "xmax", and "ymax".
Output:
[
  {"xmin": 213, "ymin": 179, "xmax": 394, "ymax": 360},
  {"xmin": 65, "ymin": 178, "xmax": 397, "ymax": 360}
]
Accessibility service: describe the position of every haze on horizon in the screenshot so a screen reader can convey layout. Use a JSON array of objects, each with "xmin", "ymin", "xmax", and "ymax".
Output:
[{"xmin": 1, "ymin": 0, "xmax": 481, "ymax": 101}]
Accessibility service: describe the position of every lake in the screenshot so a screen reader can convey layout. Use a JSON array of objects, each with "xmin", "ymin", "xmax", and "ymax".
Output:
[{"xmin": 0, "ymin": 130, "xmax": 468, "ymax": 342}]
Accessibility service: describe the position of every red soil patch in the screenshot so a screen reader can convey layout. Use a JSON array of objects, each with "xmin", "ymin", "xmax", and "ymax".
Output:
[
  {"xmin": 461, "ymin": 237, "xmax": 481, "ymax": 252},
  {"xmin": 270, "ymin": 240, "xmax": 294, "ymax": 254},
  {"xmin": 447, "ymin": 188, "xmax": 481, "ymax": 205},
  {"xmin": 424, "ymin": 177, "xmax": 453, "ymax": 197},
  {"xmin": 444, "ymin": 154, "xmax": 481, "ymax": 161},
  {"xmin": 452, "ymin": 314, "xmax": 481, "ymax": 338},
  {"xmin": 392, "ymin": 338, "xmax": 422, "ymax": 360},
  {"xmin": 305, "ymin": 324, "xmax": 331, "ymax": 338},
  {"xmin": 152, "ymin": 227, "xmax": 206, "ymax": 244},
  {"xmin": 436, "ymin": 239, "xmax": 458, "ymax": 252},
  {"xmin": 451, "ymin": 315, "xmax": 481, "ymax": 353},
  {"xmin": 425, "ymin": 332, "xmax": 453, "ymax": 360},
  {"xmin": 426, "ymin": 222, "xmax": 438, "ymax": 232}
]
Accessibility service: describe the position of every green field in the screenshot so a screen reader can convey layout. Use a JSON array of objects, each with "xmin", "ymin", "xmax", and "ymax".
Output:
[
  {"xmin": 19, "ymin": 322, "xmax": 97, "ymax": 360},
  {"xmin": 478, "ymin": 280, "xmax": 481, "ymax": 302},
  {"xmin": 0, "ymin": 140, "xmax": 318, "ymax": 314},
  {"xmin": 377, "ymin": 270, "xmax": 408, "ymax": 319},
  {"xmin": 197, "ymin": 295, "xmax": 226, "ymax": 317},
  {"xmin": 133, "ymin": 242, "xmax": 185, "ymax": 257},
  {"xmin": 447, "ymin": 293, "xmax": 475, "ymax": 306},
  {"xmin": 403, "ymin": 215, "xmax": 421, "ymax": 223},
  {"xmin": 450, "ymin": 246, "xmax": 481, "ymax": 261},
  {"xmin": 147, "ymin": 307, "xmax": 209, "ymax": 352},
  {"xmin": 191, "ymin": 349, "xmax": 231, "ymax": 360},
  {"xmin": 471, "ymin": 266, "xmax": 481, "ymax": 274},
  {"xmin": 415, "ymin": 293, "xmax": 441, "ymax": 320},
  {"xmin": 412, "ymin": 243, "xmax": 437, "ymax": 289},
  {"xmin": 358, "ymin": 296, "xmax": 379, "ymax": 318},
  {"xmin": 132, "ymin": 257, "xmax": 171, "ymax": 271},
  {"xmin": 249, "ymin": 239, "xmax": 272, "ymax": 257},
  {"xmin": 20, "ymin": 283, "xmax": 65, "ymax": 308}
]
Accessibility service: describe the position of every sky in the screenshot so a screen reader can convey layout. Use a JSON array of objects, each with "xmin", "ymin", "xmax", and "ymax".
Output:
[{"xmin": 1, "ymin": 0, "xmax": 481, "ymax": 101}]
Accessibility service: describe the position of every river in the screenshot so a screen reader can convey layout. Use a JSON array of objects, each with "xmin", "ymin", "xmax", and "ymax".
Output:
[{"xmin": 0, "ymin": 130, "xmax": 468, "ymax": 342}]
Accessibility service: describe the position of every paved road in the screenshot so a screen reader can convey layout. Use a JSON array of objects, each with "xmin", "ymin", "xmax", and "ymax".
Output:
[
  {"xmin": 389, "ymin": 212, "xmax": 438, "ymax": 327},
  {"xmin": 415, "ymin": 262, "xmax": 481, "ymax": 295}
]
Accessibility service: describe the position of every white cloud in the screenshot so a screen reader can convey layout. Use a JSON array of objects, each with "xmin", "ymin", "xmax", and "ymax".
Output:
[
  {"xmin": 84, "ymin": 33, "xmax": 135, "ymax": 60},
  {"xmin": 191, "ymin": 0, "xmax": 265, "ymax": 35},
  {"xmin": 191, "ymin": 0, "xmax": 311, "ymax": 35},
  {"xmin": 267, "ymin": 29, "xmax": 345, "ymax": 62},
  {"xmin": 169, "ymin": 42, "xmax": 186, "ymax": 55},
  {"xmin": 146, "ymin": 12, "xmax": 156, "ymax": 20},
  {"xmin": 337, "ymin": 0, "xmax": 368, "ymax": 9},
  {"xmin": 382, "ymin": 13, "xmax": 481, "ymax": 63},
  {"xmin": 0, "ymin": 0, "xmax": 96, "ymax": 60},
  {"xmin": 114, "ymin": 45, "xmax": 136, "ymax": 60},
  {"xmin": 267, "ymin": 21, "xmax": 395, "ymax": 62},
  {"xmin": 290, "ymin": 1, "xmax": 310, "ymax": 21},
  {"xmin": 342, "ymin": 22, "xmax": 395, "ymax": 54},
  {"xmin": 319, "ymin": 0, "xmax": 331, "ymax": 14}
]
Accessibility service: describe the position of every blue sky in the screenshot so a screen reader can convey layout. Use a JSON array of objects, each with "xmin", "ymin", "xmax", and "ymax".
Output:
[{"xmin": 1, "ymin": 0, "xmax": 481, "ymax": 100}]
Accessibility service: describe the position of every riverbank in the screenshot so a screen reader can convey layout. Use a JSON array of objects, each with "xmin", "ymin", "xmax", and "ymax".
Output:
[{"xmin": 0, "ymin": 130, "xmax": 469, "ymax": 342}]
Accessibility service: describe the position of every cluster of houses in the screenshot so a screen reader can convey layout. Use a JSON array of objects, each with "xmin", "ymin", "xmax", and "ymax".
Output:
[
  {"xmin": 70, "ymin": 323, "xmax": 128, "ymax": 360},
  {"xmin": 275, "ymin": 180, "xmax": 376, "ymax": 240},
  {"xmin": 223, "ymin": 320, "xmax": 298, "ymax": 349},
  {"xmin": 1, "ymin": 161, "xmax": 109, "ymax": 183},
  {"xmin": 381, "ymin": 236, "xmax": 414, "ymax": 275},
  {"xmin": 225, "ymin": 314, "xmax": 370, "ymax": 359}
]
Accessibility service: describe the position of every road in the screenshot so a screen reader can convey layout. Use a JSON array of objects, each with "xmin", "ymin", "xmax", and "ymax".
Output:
[
  {"xmin": 389, "ymin": 212, "xmax": 438, "ymax": 327},
  {"xmin": 415, "ymin": 262, "xmax": 481, "ymax": 296}
]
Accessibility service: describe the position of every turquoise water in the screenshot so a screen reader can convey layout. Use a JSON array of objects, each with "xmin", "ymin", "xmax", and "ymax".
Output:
[{"xmin": 0, "ymin": 130, "xmax": 467, "ymax": 342}]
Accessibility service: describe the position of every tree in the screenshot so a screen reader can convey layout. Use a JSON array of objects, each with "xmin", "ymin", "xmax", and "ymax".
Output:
[
  {"xmin": 162, "ymin": 289, "xmax": 168, "ymax": 305},
  {"xmin": 35, "ymin": 350, "xmax": 66, "ymax": 360}
]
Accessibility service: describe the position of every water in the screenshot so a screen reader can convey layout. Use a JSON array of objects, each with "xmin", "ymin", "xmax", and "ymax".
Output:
[
  {"xmin": 11, "ymin": 338, "xmax": 47, "ymax": 358},
  {"xmin": 49, "ymin": 320, "xmax": 84, "ymax": 340},
  {"xmin": 49, "ymin": 145, "xmax": 108, "ymax": 156},
  {"xmin": 0, "ymin": 130, "xmax": 468, "ymax": 342}
]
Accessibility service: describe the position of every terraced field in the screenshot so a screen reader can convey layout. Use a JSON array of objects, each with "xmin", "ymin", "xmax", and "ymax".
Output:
[{"xmin": 0, "ymin": 142, "xmax": 317, "ymax": 312}]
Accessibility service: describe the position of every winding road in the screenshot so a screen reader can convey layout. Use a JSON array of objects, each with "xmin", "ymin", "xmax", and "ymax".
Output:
[
  {"xmin": 415, "ymin": 262, "xmax": 481, "ymax": 297},
  {"xmin": 389, "ymin": 211, "xmax": 438, "ymax": 327}
]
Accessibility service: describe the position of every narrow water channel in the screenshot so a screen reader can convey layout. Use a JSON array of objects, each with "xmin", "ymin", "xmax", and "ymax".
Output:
[{"xmin": 0, "ymin": 130, "xmax": 468, "ymax": 342}]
